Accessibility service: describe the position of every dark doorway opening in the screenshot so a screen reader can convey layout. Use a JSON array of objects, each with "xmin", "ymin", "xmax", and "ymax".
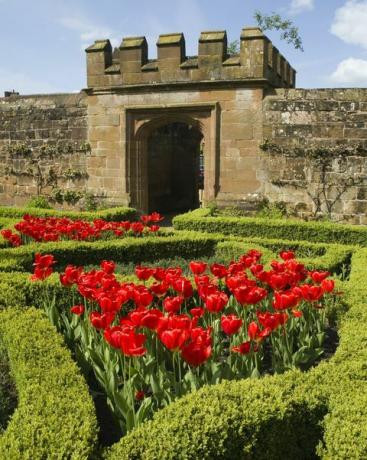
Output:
[{"xmin": 147, "ymin": 122, "xmax": 203, "ymax": 213}]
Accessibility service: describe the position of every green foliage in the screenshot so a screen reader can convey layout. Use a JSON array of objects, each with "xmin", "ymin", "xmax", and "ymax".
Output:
[
  {"xmin": 0, "ymin": 307, "xmax": 98, "ymax": 458},
  {"xmin": 105, "ymin": 371, "xmax": 325, "ymax": 460},
  {"xmin": 260, "ymin": 139, "xmax": 367, "ymax": 159},
  {"xmin": 81, "ymin": 192, "xmax": 99, "ymax": 211},
  {"xmin": 25, "ymin": 195, "xmax": 52, "ymax": 209},
  {"xmin": 0, "ymin": 342, "xmax": 17, "ymax": 432},
  {"xmin": 173, "ymin": 208, "xmax": 367, "ymax": 246},
  {"xmin": 254, "ymin": 11, "xmax": 303, "ymax": 51},
  {"xmin": 227, "ymin": 39, "xmax": 240, "ymax": 54},
  {"xmin": 0, "ymin": 205, "xmax": 136, "ymax": 222},
  {"xmin": 256, "ymin": 200, "xmax": 287, "ymax": 219},
  {"xmin": 0, "ymin": 232, "xmax": 219, "ymax": 272}
]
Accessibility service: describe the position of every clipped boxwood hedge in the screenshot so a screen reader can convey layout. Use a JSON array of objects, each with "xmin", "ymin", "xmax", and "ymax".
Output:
[
  {"xmin": 0, "ymin": 231, "xmax": 219, "ymax": 272},
  {"xmin": 173, "ymin": 208, "xmax": 367, "ymax": 246},
  {"xmin": 214, "ymin": 238, "xmax": 352, "ymax": 273},
  {"xmin": 0, "ymin": 307, "xmax": 98, "ymax": 459},
  {"xmin": 105, "ymin": 371, "xmax": 325, "ymax": 460},
  {"xmin": 0, "ymin": 205, "xmax": 136, "ymax": 222}
]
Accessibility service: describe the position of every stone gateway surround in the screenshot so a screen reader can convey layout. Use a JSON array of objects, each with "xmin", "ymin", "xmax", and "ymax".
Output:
[{"xmin": 0, "ymin": 27, "xmax": 367, "ymax": 222}]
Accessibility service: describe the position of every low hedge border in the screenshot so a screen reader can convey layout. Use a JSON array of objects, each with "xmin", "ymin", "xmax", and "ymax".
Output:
[
  {"xmin": 0, "ymin": 232, "xmax": 219, "ymax": 272},
  {"xmin": 0, "ymin": 229, "xmax": 352, "ymax": 276},
  {"xmin": 173, "ymin": 208, "xmax": 367, "ymax": 246},
  {"xmin": 311, "ymin": 248, "xmax": 367, "ymax": 459},
  {"xmin": 105, "ymin": 371, "xmax": 326, "ymax": 460},
  {"xmin": 0, "ymin": 206, "xmax": 137, "ymax": 222},
  {"xmin": 103, "ymin": 246, "xmax": 367, "ymax": 459},
  {"xmin": 214, "ymin": 239, "xmax": 353, "ymax": 273},
  {"xmin": 0, "ymin": 307, "xmax": 98, "ymax": 459}
]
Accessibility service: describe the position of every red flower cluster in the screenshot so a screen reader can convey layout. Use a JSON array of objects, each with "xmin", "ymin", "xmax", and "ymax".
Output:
[
  {"xmin": 34, "ymin": 248, "xmax": 339, "ymax": 433},
  {"xmin": 31, "ymin": 253, "xmax": 56, "ymax": 281},
  {"xmin": 1, "ymin": 212, "xmax": 163, "ymax": 247},
  {"xmin": 51, "ymin": 247, "xmax": 336, "ymax": 370}
]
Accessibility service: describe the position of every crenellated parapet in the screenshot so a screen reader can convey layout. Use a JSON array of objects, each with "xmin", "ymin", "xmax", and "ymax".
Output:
[{"xmin": 85, "ymin": 27, "xmax": 295, "ymax": 90}]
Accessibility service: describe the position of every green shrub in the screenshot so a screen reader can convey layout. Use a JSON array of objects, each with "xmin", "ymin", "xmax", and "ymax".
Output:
[
  {"xmin": 173, "ymin": 209, "xmax": 367, "ymax": 246},
  {"xmin": 0, "ymin": 307, "xmax": 98, "ymax": 459},
  {"xmin": 105, "ymin": 371, "xmax": 326, "ymax": 460},
  {"xmin": 26, "ymin": 196, "xmax": 52, "ymax": 209},
  {"xmin": 0, "ymin": 341, "xmax": 17, "ymax": 432},
  {"xmin": 0, "ymin": 232, "xmax": 219, "ymax": 272},
  {"xmin": 0, "ymin": 206, "xmax": 137, "ymax": 222},
  {"xmin": 313, "ymin": 248, "xmax": 367, "ymax": 459}
]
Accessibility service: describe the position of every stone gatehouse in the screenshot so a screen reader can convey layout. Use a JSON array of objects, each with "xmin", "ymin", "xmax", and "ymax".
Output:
[{"xmin": 1, "ymin": 27, "xmax": 367, "ymax": 222}]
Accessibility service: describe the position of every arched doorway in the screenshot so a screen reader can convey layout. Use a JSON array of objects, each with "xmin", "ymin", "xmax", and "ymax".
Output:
[
  {"xmin": 126, "ymin": 104, "xmax": 218, "ymax": 213},
  {"xmin": 147, "ymin": 122, "xmax": 203, "ymax": 213}
]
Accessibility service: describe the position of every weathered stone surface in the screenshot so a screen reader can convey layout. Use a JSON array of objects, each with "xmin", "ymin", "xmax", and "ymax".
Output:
[{"xmin": 261, "ymin": 88, "xmax": 367, "ymax": 221}]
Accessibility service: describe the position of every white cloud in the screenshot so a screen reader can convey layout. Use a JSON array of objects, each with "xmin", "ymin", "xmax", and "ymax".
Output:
[
  {"xmin": 59, "ymin": 16, "xmax": 119, "ymax": 50},
  {"xmin": 330, "ymin": 57, "xmax": 367, "ymax": 84},
  {"xmin": 289, "ymin": 0, "xmax": 314, "ymax": 15},
  {"xmin": 331, "ymin": 0, "xmax": 367, "ymax": 49}
]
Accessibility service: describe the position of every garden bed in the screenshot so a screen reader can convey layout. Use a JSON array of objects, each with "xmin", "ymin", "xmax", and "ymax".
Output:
[{"xmin": 0, "ymin": 207, "xmax": 364, "ymax": 458}]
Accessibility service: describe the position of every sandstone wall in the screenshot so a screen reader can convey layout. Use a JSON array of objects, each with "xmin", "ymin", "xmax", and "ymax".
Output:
[
  {"xmin": 262, "ymin": 88, "xmax": 367, "ymax": 223},
  {"xmin": 0, "ymin": 93, "xmax": 88, "ymax": 207}
]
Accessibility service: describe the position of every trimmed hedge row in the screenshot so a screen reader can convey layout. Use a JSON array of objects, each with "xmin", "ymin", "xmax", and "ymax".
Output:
[
  {"xmin": 0, "ymin": 232, "xmax": 219, "ymax": 272},
  {"xmin": 0, "ymin": 205, "xmax": 137, "ymax": 221},
  {"xmin": 173, "ymin": 208, "xmax": 367, "ymax": 246},
  {"xmin": 214, "ymin": 238, "xmax": 353, "ymax": 273},
  {"xmin": 106, "ymin": 371, "xmax": 325, "ymax": 460},
  {"xmin": 0, "ymin": 230, "xmax": 351, "ymax": 276},
  {"xmin": 0, "ymin": 307, "xmax": 98, "ymax": 459},
  {"xmin": 312, "ymin": 248, "xmax": 367, "ymax": 459}
]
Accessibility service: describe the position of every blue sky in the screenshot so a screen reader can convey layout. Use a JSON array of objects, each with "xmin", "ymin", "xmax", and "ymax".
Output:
[{"xmin": 0, "ymin": 0, "xmax": 367, "ymax": 94}]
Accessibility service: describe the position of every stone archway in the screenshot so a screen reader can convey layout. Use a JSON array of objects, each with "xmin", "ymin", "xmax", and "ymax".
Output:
[{"xmin": 125, "ymin": 103, "xmax": 219, "ymax": 213}]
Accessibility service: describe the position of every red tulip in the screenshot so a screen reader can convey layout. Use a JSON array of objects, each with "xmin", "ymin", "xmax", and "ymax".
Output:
[
  {"xmin": 150, "ymin": 281, "xmax": 169, "ymax": 297},
  {"xmin": 321, "ymin": 279, "xmax": 335, "ymax": 293},
  {"xmin": 159, "ymin": 329, "xmax": 190, "ymax": 351},
  {"xmin": 70, "ymin": 304, "xmax": 85, "ymax": 315},
  {"xmin": 210, "ymin": 263, "xmax": 228, "ymax": 279},
  {"xmin": 104, "ymin": 326, "xmax": 125, "ymax": 348},
  {"xmin": 135, "ymin": 390, "xmax": 145, "ymax": 401},
  {"xmin": 172, "ymin": 277, "xmax": 193, "ymax": 298},
  {"xmin": 120, "ymin": 331, "xmax": 147, "ymax": 357},
  {"xmin": 221, "ymin": 314, "xmax": 242, "ymax": 335},
  {"xmin": 279, "ymin": 250, "xmax": 295, "ymax": 260},
  {"xmin": 135, "ymin": 266, "xmax": 154, "ymax": 281},
  {"xmin": 309, "ymin": 271, "xmax": 330, "ymax": 284},
  {"xmin": 273, "ymin": 291, "xmax": 299, "ymax": 310},
  {"xmin": 189, "ymin": 261, "xmax": 207, "ymax": 275},
  {"xmin": 140, "ymin": 309, "xmax": 163, "ymax": 330},
  {"xmin": 133, "ymin": 286, "xmax": 153, "ymax": 308},
  {"xmin": 205, "ymin": 291, "xmax": 228, "ymax": 313},
  {"xmin": 90, "ymin": 311, "xmax": 115, "ymax": 330},
  {"xmin": 300, "ymin": 284, "xmax": 324, "ymax": 302},
  {"xmin": 232, "ymin": 341, "xmax": 251, "ymax": 355},
  {"xmin": 163, "ymin": 296, "xmax": 184, "ymax": 313},
  {"xmin": 100, "ymin": 260, "xmax": 116, "ymax": 274},
  {"xmin": 190, "ymin": 307, "xmax": 205, "ymax": 318},
  {"xmin": 181, "ymin": 329, "xmax": 212, "ymax": 367}
]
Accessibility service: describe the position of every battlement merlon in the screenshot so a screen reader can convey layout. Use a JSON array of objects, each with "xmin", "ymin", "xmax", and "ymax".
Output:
[{"xmin": 85, "ymin": 27, "xmax": 296, "ymax": 89}]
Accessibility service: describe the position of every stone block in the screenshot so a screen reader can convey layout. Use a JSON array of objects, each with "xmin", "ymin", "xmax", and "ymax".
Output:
[{"xmin": 222, "ymin": 123, "xmax": 253, "ymax": 140}]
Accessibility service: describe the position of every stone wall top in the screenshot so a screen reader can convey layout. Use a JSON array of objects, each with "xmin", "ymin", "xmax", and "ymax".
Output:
[{"xmin": 85, "ymin": 27, "xmax": 295, "ymax": 91}]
